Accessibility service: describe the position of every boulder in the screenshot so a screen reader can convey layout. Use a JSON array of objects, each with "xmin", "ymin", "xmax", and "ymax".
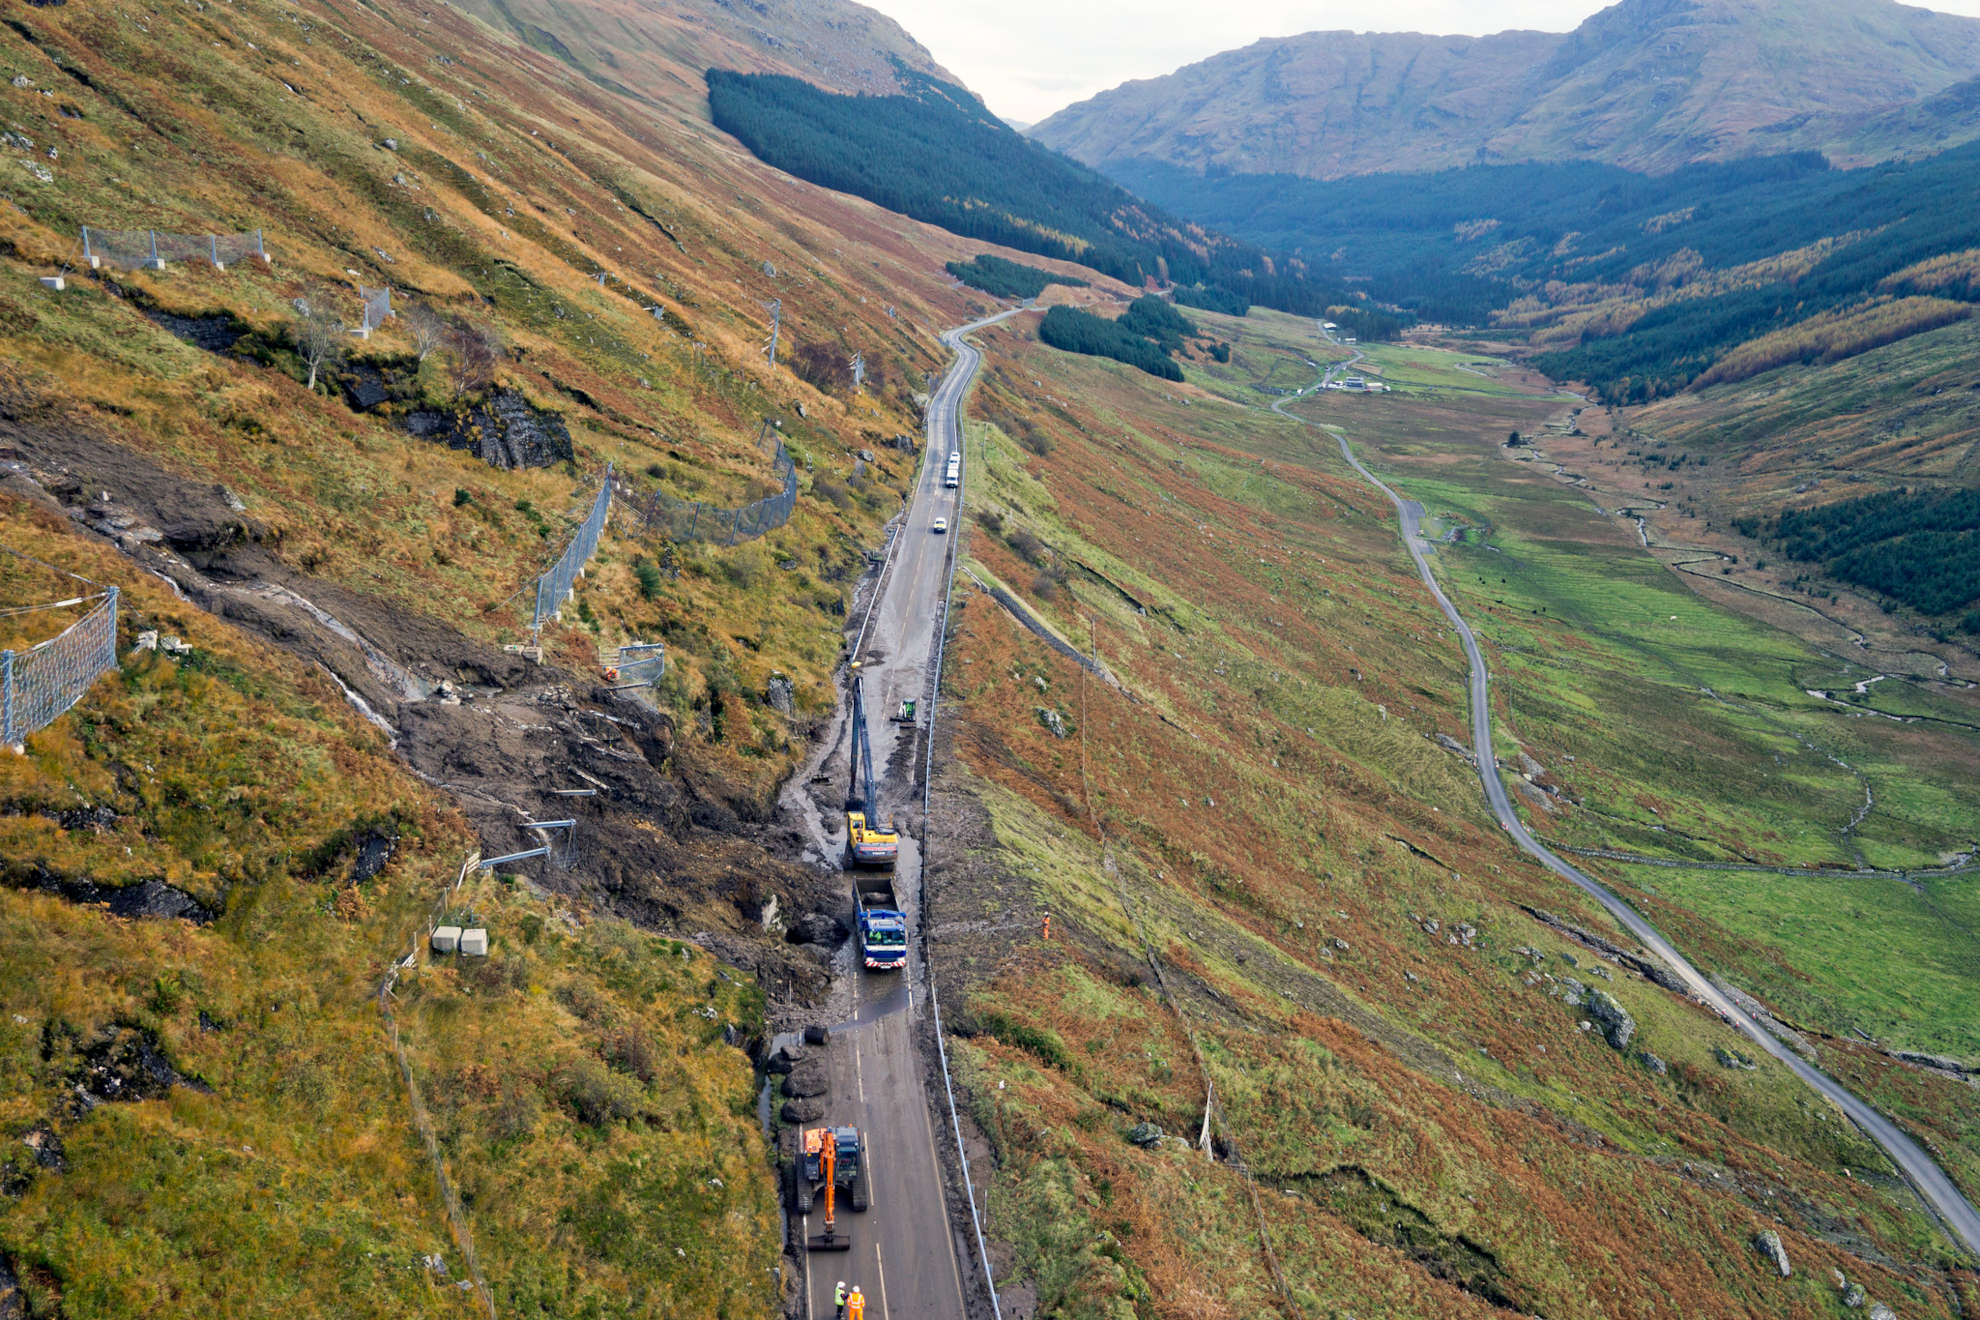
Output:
[
  {"xmin": 787, "ymin": 912, "xmax": 847, "ymax": 948},
  {"xmin": 781, "ymin": 1058, "xmax": 830, "ymax": 1099},
  {"xmin": 1842, "ymin": 1283, "xmax": 1866, "ymax": 1309},
  {"xmin": 781, "ymin": 1098, "xmax": 825, "ymax": 1124},
  {"xmin": 1638, "ymin": 1051, "xmax": 1669, "ymax": 1076},
  {"xmin": 1715, "ymin": 1046, "xmax": 1758, "ymax": 1071},
  {"xmin": 1869, "ymin": 1305, "xmax": 1896, "ymax": 1320},
  {"xmin": 763, "ymin": 1046, "xmax": 801, "ymax": 1076},
  {"xmin": 1583, "ymin": 989, "xmax": 1636, "ymax": 1051},
  {"xmin": 1126, "ymin": 1122, "xmax": 1164, "ymax": 1148},
  {"xmin": 1036, "ymin": 707, "xmax": 1068, "ymax": 738},
  {"xmin": 1752, "ymin": 1229, "xmax": 1790, "ymax": 1277},
  {"xmin": 765, "ymin": 674, "xmax": 795, "ymax": 714}
]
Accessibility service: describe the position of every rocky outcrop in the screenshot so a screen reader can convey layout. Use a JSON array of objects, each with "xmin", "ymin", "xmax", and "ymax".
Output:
[
  {"xmin": 403, "ymin": 388, "xmax": 574, "ymax": 469},
  {"xmin": 73, "ymin": 1023, "xmax": 206, "ymax": 1110},
  {"xmin": 1752, "ymin": 1229, "xmax": 1791, "ymax": 1277},
  {"xmin": 1583, "ymin": 989, "xmax": 1636, "ymax": 1051}
]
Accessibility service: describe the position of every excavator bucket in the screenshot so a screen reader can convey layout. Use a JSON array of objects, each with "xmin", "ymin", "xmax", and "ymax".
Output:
[{"xmin": 805, "ymin": 1131, "xmax": 853, "ymax": 1252}]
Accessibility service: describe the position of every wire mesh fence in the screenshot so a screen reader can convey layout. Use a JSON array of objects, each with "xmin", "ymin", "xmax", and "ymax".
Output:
[
  {"xmin": 608, "ymin": 642, "xmax": 666, "ymax": 687},
  {"xmin": 622, "ymin": 424, "xmax": 798, "ymax": 546},
  {"xmin": 531, "ymin": 466, "xmax": 614, "ymax": 633},
  {"xmin": 80, "ymin": 226, "xmax": 267, "ymax": 270},
  {"xmin": 2, "ymin": 575, "xmax": 119, "ymax": 747},
  {"xmin": 359, "ymin": 285, "xmax": 393, "ymax": 334}
]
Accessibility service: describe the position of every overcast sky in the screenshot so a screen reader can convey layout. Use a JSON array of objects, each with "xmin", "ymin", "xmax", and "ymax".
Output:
[{"xmin": 859, "ymin": 0, "xmax": 1980, "ymax": 124}]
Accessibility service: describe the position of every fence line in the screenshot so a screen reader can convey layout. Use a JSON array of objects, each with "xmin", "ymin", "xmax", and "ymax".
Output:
[
  {"xmin": 622, "ymin": 421, "xmax": 797, "ymax": 546},
  {"xmin": 1, "ymin": 554, "xmax": 119, "ymax": 746},
  {"xmin": 80, "ymin": 226, "xmax": 267, "ymax": 271},
  {"xmin": 359, "ymin": 285, "xmax": 393, "ymax": 335},
  {"xmin": 531, "ymin": 466, "xmax": 614, "ymax": 635},
  {"xmin": 376, "ymin": 853, "xmax": 497, "ymax": 1319}
]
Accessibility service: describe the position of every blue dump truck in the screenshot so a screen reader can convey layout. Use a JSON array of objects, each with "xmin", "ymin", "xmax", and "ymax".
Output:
[{"xmin": 854, "ymin": 873, "xmax": 907, "ymax": 971}]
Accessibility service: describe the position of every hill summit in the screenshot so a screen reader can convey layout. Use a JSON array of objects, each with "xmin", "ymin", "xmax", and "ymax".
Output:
[{"xmin": 1030, "ymin": 0, "xmax": 1980, "ymax": 177}]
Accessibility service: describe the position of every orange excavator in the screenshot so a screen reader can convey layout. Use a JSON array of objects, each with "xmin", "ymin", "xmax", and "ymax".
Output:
[{"xmin": 799, "ymin": 1126, "xmax": 862, "ymax": 1252}]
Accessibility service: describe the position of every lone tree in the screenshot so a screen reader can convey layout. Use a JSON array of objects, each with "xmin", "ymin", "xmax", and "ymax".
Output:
[
  {"xmin": 404, "ymin": 303, "xmax": 447, "ymax": 363},
  {"xmin": 445, "ymin": 318, "xmax": 502, "ymax": 397},
  {"xmin": 291, "ymin": 292, "xmax": 346, "ymax": 392}
]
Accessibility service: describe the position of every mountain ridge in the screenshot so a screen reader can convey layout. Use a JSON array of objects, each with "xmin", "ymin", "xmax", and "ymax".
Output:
[{"xmin": 1031, "ymin": 0, "xmax": 1980, "ymax": 177}]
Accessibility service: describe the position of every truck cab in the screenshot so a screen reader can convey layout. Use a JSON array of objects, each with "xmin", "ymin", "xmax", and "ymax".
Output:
[{"xmin": 857, "ymin": 906, "xmax": 907, "ymax": 971}]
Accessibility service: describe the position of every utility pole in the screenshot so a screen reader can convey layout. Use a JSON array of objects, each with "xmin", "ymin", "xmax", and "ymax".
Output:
[{"xmin": 763, "ymin": 298, "xmax": 782, "ymax": 370}]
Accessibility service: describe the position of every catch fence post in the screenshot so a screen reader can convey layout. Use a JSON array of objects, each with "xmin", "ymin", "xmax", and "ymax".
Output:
[
  {"xmin": 210, "ymin": 234, "xmax": 222, "ymax": 269},
  {"xmin": 148, "ymin": 230, "xmax": 163, "ymax": 270},
  {"xmin": 257, "ymin": 229, "xmax": 269, "ymax": 263},
  {"xmin": 1, "ymin": 650, "xmax": 13, "ymax": 746},
  {"xmin": 81, "ymin": 227, "xmax": 96, "ymax": 269}
]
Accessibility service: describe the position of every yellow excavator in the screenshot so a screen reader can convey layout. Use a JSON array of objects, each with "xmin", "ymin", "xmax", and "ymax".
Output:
[{"xmin": 844, "ymin": 665, "xmax": 899, "ymax": 868}]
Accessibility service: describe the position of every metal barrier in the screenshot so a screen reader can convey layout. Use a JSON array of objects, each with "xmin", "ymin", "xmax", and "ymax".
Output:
[
  {"xmin": 623, "ymin": 422, "xmax": 798, "ymax": 546},
  {"xmin": 359, "ymin": 285, "xmax": 393, "ymax": 335},
  {"xmin": 610, "ymin": 642, "xmax": 667, "ymax": 687},
  {"xmin": 531, "ymin": 466, "xmax": 614, "ymax": 634},
  {"xmin": 80, "ymin": 227, "xmax": 267, "ymax": 270},
  {"xmin": 1, "ymin": 563, "xmax": 119, "ymax": 746}
]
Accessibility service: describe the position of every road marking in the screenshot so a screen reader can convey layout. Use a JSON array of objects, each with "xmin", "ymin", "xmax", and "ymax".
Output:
[{"xmin": 874, "ymin": 1242, "xmax": 891, "ymax": 1320}]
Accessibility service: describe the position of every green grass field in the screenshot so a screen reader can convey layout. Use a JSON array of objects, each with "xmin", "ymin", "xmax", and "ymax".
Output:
[{"xmin": 1288, "ymin": 343, "xmax": 1980, "ymax": 1076}]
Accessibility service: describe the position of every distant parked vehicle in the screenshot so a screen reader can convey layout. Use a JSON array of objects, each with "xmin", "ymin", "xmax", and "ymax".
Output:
[{"xmin": 932, "ymin": 517, "xmax": 948, "ymax": 533}]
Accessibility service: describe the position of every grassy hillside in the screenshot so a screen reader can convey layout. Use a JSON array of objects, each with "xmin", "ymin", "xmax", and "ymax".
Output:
[
  {"xmin": 0, "ymin": 501, "xmax": 775, "ymax": 1319},
  {"xmin": 0, "ymin": 0, "xmax": 1105, "ymax": 1308},
  {"xmin": 925, "ymin": 306, "xmax": 1980, "ymax": 1317}
]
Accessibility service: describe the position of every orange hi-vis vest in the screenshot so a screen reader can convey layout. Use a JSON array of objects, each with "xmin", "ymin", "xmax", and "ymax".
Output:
[{"xmin": 847, "ymin": 1290, "xmax": 866, "ymax": 1320}]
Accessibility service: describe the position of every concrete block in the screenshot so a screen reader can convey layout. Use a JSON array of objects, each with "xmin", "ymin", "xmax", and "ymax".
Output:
[
  {"xmin": 458, "ymin": 928, "xmax": 489, "ymax": 957},
  {"xmin": 38, "ymin": 275, "xmax": 63, "ymax": 291},
  {"xmin": 431, "ymin": 925, "xmax": 462, "ymax": 954}
]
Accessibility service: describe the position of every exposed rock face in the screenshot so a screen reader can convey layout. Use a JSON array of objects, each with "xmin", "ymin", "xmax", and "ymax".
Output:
[
  {"xmin": 1638, "ymin": 1051, "xmax": 1668, "ymax": 1076},
  {"xmin": 1583, "ymin": 989, "xmax": 1637, "ymax": 1051},
  {"xmin": 351, "ymin": 827, "xmax": 398, "ymax": 883},
  {"xmin": 404, "ymin": 389, "xmax": 574, "ymax": 469},
  {"xmin": 73, "ymin": 1024, "xmax": 203, "ymax": 1109},
  {"xmin": 765, "ymin": 674, "xmax": 795, "ymax": 715},
  {"xmin": 1869, "ymin": 1304, "xmax": 1897, "ymax": 1320},
  {"xmin": 1127, "ymin": 1121, "xmax": 1164, "ymax": 1148},
  {"xmin": 1753, "ymin": 1228, "xmax": 1791, "ymax": 1277}
]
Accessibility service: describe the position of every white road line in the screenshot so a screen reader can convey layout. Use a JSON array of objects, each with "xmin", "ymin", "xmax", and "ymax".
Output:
[{"xmin": 874, "ymin": 1243, "xmax": 891, "ymax": 1320}]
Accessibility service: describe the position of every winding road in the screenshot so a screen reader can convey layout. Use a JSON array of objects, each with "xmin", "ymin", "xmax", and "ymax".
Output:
[{"xmin": 1277, "ymin": 338, "xmax": 1980, "ymax": 1259}]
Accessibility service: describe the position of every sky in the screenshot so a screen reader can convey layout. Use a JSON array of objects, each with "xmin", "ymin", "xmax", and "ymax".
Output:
[{"xmin": 859, "ymin": 0, "xmax": 1980, "ymax": 124}]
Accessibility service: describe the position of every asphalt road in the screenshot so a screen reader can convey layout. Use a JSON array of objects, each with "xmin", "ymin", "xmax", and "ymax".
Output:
[
  {"xmin": 1285, "ymin": 337, "xmax": 1980, "ymax": 1259},
  {"xmin": 796, "ymin": 310, "xmax": 1020, "ymax": 1320}
]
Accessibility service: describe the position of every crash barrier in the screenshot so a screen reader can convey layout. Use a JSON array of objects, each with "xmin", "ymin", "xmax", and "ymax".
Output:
[
  {"xmin": 359, "ymin": 285, "xmax": 393, "ymax": 334},
  {"xmin": 377, "ymin": 853, "xmax": 497, "ymax": 1320},
  {"xmin": 80, "ymin": 226, "xmax": 267, "ymax": 270},
  {"xmin": 1, "ymin": 553, "xmax": 119, "ymax": 746},
  {"xmin": 622, "ymin": 421, "xmax": 797, "ymax": 546},
  {"xmin": 532, "ymin": 465, "xmax": 614, "ymax": 634}
]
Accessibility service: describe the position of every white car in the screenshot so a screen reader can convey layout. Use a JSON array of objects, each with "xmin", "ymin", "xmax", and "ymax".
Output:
[{"xmin": 931, "ymin": 517, "xmax": 949, "ymax": 534}]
